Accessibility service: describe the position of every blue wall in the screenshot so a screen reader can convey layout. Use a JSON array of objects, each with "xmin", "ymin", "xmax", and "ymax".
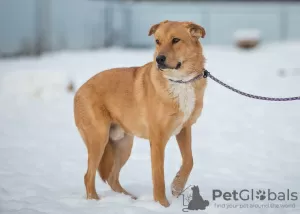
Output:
[
  {"xmin": 0, "ymin": 0, "xmax": 37, "ymax": 56},
  {"xmin": 123, "ymin": 2, "xmax": 300, "ymax": 47},
  {"xmin": 0, "ymin": 0, "xmax": 300, "ymax": 56},
  {"xmin": 0, "ymin": 0, "xmax": 108, "ymax": 56}
]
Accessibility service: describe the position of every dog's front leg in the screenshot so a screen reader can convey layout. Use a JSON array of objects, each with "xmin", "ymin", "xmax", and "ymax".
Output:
[
  {"xmin": 149, "ymin": 131, "xmax": 170, "ymax": 207},
  {"xmin": 171, "ymin": 126, "xmax": 194, "ymax": 197}
]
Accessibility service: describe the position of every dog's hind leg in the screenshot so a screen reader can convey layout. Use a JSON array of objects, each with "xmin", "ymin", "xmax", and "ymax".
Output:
[
  {"xmin": 107, "ymin": 134, "xmax": 136, "ymax": 199},
  {"xmin": 74, "ymin": 92, "xmax": 111, "ymax": 200},
  {"xmin": 80, "ymin": 120, "xmax": 110, "ymax": 200}
]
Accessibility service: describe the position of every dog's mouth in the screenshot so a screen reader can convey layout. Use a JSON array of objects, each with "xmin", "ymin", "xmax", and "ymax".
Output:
[{"xmin": 157, "ymin": 62, "xmax": 181, "ymax": 71}]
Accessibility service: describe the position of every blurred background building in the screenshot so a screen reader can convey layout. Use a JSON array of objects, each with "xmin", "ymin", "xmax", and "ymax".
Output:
[{"xmin": 0, "ymin": 0, "xmax": 300, "ymax": 57}]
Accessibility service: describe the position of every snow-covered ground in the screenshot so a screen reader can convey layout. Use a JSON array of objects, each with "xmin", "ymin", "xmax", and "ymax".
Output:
[{"xmin": 0, "ymin": 43, "xmax": 300, "ymax": 214}]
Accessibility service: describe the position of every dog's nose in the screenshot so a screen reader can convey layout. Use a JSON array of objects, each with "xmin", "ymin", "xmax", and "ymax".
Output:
[{"xmin": 156, "ymin": 55, "xmax": 166, "ymax": 65}]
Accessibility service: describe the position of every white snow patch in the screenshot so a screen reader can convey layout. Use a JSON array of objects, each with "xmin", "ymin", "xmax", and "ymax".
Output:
[
  {"xmin": 0, "ymin": 70, "xmax": 70, "ymax": 101},
  {"xmin": 0, "ymin": 43, "xmax": 300, "ymax": 214},
  {"xmin": 234, "ymin": 28, "xmax": 261, "ymax": 41}
]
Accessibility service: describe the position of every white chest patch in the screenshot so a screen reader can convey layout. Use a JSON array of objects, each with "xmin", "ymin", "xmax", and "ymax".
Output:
[{"xmin": 168, "ymin": 82, "xmax": 196, "ymax": 135}]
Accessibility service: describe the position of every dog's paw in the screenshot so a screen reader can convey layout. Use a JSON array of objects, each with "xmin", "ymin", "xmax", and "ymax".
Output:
[
  {"xmin": 86, "ymin": 192, "xmax": 100, "ymax": 200},
  {"xmin": 171, "ymin": 184, "xmax": 182, "ymax": 197},
  {"xmin": 158, "ymin": 198, "xmax": 170, "ymax": 207},
  {"xmin": 171, "ymin": 173, "xmax": 185, "ymax": 197}
]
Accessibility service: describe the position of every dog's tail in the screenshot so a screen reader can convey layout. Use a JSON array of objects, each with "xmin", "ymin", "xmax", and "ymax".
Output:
[{"xmin": 98, "ymin": 141, "xmax": 115, "ymax": 182}]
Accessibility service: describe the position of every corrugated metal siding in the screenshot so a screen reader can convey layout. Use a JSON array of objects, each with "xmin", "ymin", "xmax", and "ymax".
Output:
[
  {"xmin": 48, "ymin": 0, "xmax": 107, "ymax": 51},
  {"xmin": 124, "ymin": 2, "xmax": 207, "ymax": 46},
  {"xmin": 207, "ymin": 3, "xmax": 282, "ymax": 44},
  {"xmin": 124, "ymin": 2, "xmax": 300, "ymax": 47},
  {"xmin": 0, "ymin": 1, "xmax": 300, "ymax": 56},
  {"xmin": 0, "ymin": 0, "xmax": 108, "ymax": 56},
  {"xmin": 285, "ymin": 5, "xmax": 300, "ymax": 40},
  {"xmin": 0, "ymin": 0, "xmax": 37, "ymax": 56}
]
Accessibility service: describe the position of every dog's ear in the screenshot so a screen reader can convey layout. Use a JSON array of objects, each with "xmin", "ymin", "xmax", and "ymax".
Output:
[
  {"xmin": 184, "ymin": 22, "xmax": 206, "ymax": 39},
  {"xmin": 148, "ymin": 20, "xmax": 168, "ymax": 36}
]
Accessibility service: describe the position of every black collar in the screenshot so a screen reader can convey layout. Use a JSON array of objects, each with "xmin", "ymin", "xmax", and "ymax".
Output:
[{"xmin": 168, "ymin": 69, "xmax": 209, "ymax": 84}]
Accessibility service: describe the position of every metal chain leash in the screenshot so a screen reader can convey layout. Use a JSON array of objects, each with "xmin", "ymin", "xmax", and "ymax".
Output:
[{"xmin": 203, "ymin": 70, "xmax": 300, "ymax": 101}]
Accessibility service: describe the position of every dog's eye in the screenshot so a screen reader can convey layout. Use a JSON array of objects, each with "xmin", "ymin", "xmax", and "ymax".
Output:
[
  {"xmin": 155, "ymin": 39, "xmax": 160, "ymax": 45},
  {"xmin": 172, "ymin": 38, "xmax": 180, "ymax": 44}
]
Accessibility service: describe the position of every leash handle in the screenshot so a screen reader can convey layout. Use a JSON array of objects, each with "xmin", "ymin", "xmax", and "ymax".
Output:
[{"xmin": 204, "ymin": 70, "xmax": 300, "ymax": 101}]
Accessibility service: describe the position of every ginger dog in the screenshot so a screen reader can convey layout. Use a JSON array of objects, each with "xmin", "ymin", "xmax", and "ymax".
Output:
[{"xmin": 74, "ymin": 20, "xmax": 207, "ymax": 207}]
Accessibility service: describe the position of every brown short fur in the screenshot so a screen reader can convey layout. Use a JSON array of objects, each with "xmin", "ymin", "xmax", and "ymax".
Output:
[{"xmin": 74, "ymin": 20, "xmax": 207, "ymax": 207}]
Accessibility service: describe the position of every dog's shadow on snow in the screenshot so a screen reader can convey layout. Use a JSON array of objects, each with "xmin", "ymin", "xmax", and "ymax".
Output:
[
  {"xmin": 100, "ymin": 184, "xmax": 158, "ymax": 200},
  {"xmin": 101, "ymin": 183, "xmax": 176, "ymax": 203},
  {"xmin": 102, "ymin": 183, "xmax": 151, "ymax": 198}
]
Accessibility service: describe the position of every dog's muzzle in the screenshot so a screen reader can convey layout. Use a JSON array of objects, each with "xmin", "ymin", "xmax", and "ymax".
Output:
[{"xmin": 157, "ymin": 62, "xmax": 182, "ymax": 70}]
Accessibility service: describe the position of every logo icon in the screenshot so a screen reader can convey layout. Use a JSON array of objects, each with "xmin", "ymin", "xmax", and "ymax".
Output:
[
  {"xmin": 256, "ymin": 190, "xmax": 266, "ymax": 200},
  {"xmin": 180, "ymin": 185, "xmax": 209, "ymax": 212}
]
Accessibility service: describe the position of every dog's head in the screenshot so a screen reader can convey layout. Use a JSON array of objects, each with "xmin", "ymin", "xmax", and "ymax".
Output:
[{"xmin": 148, "ymin": 20, "xmax": 206, "ymax": 80}]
